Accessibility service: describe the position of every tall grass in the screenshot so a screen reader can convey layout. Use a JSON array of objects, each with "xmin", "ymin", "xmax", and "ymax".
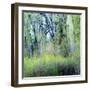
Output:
[{"xmin": 24, "ymin": 52, "xmax": 80, "ymax": 77}]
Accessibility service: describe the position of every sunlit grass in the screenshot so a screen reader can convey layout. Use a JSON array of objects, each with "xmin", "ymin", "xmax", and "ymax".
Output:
[{"xmin": 24, "ymin": 52, "xmax": 80, "ymax": 77}]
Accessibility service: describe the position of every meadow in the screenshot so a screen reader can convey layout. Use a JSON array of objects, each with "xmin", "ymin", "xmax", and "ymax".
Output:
[{"xmin": 24, "ymin": 50, "xmax": 80, "ymax": 77}]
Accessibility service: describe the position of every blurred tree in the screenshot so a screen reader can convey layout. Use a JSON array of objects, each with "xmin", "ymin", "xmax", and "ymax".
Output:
[{"xmin": 23, "ymin": 12, "xmax": 80, "ymax": 58}]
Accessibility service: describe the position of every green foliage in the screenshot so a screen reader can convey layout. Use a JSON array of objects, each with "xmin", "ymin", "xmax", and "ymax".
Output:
[
  {"xmin": 72, "ymin": 15, "xmax": 80, "ymax": 43},
  {"xmin": 23, "ymin": 12, "xmax": 80, "ymax": 77},
  {"xmin": 24, "ymin": 53, "xmax": 80, "ymax": 77}
]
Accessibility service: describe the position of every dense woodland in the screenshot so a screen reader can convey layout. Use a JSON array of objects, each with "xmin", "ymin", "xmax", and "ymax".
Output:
[{"xmin": 23, "ymin": 11, "xmax": 80, "ymax": 77}]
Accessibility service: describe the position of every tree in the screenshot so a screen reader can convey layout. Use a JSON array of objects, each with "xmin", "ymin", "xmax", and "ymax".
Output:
[{"xmin": 23, "ymin": 12, "xmax": 80, "ymax": 58}]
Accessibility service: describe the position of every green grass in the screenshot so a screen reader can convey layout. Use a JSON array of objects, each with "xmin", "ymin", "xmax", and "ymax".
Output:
[{"xmin": 24, "ymin": 52, "xmax": 80, "ymax": 77}]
